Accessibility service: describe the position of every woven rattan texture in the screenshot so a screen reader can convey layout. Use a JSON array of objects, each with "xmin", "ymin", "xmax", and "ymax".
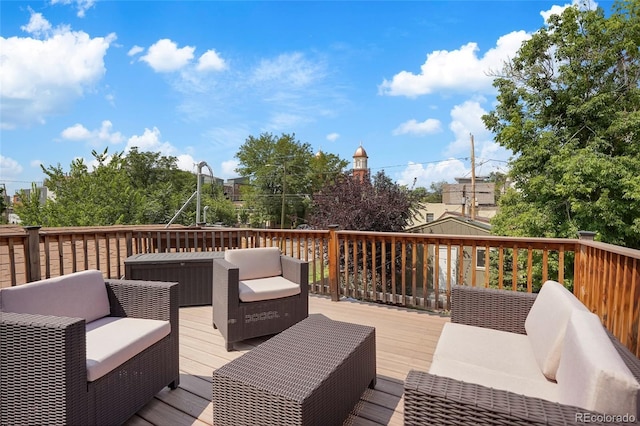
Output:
[
  {"xmin": 1, "ymin": 313, "xmax": 88, "ymax": 425},
  {"xmin": 405, "ymin": 285, "xmax": 640, "ymax": 426},
  {"xmin": 212, "ymin": 314, "xmax": 376, "ymax": 426},
  {"xmin": 125, "ymin": 252, "xmax": 223, "ymax": 306},
  {"xmin": 1, "ymin": 278, "xmax": 180, "ymax": 426},
  {"xmin": 451, "ymin": 285, "xmax": 536, "ymax": 334}
]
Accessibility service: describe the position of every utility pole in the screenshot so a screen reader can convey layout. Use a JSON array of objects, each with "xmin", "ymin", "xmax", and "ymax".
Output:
[
  {"xmin": 470, "ymin": 133, "xmax": 476, "ymax": 221},
  {"xmin": 280, "ymin": 162, "xmax": 286, "ymax": 229}
]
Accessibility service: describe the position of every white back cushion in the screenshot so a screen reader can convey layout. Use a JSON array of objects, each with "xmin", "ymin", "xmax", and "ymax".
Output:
[
  {"xmin": 224, "ymin": 247, "xmax": 282, "ymax": 281},
  {"xmin": 524, "ymin": 280, "xmax": 588, "ymax": 380},
  {"xmin": 0, "ymin": 269, "xmax": 110, "ymax": 323},
  {"xmin": 557, "ymin": 309, "xmax": 640, "ymax": 416}
]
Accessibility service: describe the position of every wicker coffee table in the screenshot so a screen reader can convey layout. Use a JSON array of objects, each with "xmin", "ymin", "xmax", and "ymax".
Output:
[{"xmin": 212, "ymin": 314, "xmax": 376, "ymax": 426}]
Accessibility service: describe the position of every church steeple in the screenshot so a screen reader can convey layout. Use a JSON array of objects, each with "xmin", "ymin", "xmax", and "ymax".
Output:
[{"xmin": 353, "ymin": 142, "xmax": 369, "ymax": 182}]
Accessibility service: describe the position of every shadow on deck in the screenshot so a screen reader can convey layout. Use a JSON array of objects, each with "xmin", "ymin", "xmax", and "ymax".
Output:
[{"xmin": 125, "ymin": 295, "xmax": 449, "ymax": 426}]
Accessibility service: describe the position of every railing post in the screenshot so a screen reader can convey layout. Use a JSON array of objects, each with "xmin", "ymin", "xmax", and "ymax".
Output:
[
  {"xmin": 328, "ymin": 225, "xmax": 340, "ymax": 302},
  {"xmin": 24, "ymin": 225, "xmax": 42, "ymax": 283},
  {"xmin": 578, "ymin": 230, "xmax": 597, "ymax": 241}
]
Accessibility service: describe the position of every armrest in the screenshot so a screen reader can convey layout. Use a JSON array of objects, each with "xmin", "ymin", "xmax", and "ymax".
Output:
[
  {"xmin": 281, "ymin": 255, "xmax": 309, "ymax": 297},
  {"xmin": 0, "ymin": 312, "xmax": 88, "ymax": 425},
  {"xmin": 451, "ymin": 285, "xmax": 537, "ymax": 334},
  {"xmin": 405, "ymin": 370, "xmax": 593, "ymax": 426},
  {"xmin": 213, "ymin": 259, "xmax": 240, "ymax": 303},
  {"xmin": 104, "ymin": 279, "xmax": 178, "ymax": 323},
  {"xmin": 213, "ymin": 259, "xmax": 240, "ymax": 336}
]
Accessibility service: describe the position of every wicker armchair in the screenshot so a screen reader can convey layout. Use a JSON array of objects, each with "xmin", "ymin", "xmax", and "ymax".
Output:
[
  {"xmin": 213, "ymin": 247, "xmax": 309, "ymax": 351},
  {"xmin": 0, "ymin": 273, "xmax": 180, "ymax": 426},
  {"xmin": 404, "ymin": 285, "xmax": 640, "ymax": 425}
]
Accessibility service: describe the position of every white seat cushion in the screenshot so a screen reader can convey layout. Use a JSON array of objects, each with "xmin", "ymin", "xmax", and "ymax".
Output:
[
  {"xmin": 557, "ymin": 309, "xmax": 640, "ymax": 416},
  {"xmin": 524, "ymin": 280, "xmax": 589, "ymax": 380},
  {"xmin": 429, "ymin": 322, "xmax": 559, "ymax": 403},
  {"xmin": 238, "ymin": 276, "xmax": 301, "ymax": 302},
  {"xmin": 225, "ymin": 247, "xmax": 282, "ymax": 281},
  {"xmin": 0, "ymin": 269, "xmax": 110, "ymax": 323},
  {"xmin": 85, "ymin": 317, "xmax": 170, "ymax": 382}
]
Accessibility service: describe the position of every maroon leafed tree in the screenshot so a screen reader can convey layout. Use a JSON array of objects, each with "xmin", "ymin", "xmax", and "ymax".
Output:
[{"xmin": 308, "ymin": 170, "xmax": 415, "ymax": 232}]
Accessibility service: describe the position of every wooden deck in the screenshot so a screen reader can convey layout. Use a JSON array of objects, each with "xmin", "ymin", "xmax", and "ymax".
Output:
[{"xmin": 125, "ymin": 295, "xmax": 449, "ymax": 426}]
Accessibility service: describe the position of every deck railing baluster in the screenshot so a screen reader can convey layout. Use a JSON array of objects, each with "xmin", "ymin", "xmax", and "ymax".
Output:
[{"xmin": 2, "ymin": 225, "xmax": 640, "ymax": 356}]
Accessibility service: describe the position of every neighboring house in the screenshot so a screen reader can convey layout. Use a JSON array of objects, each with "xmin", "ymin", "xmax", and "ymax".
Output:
[
  {"xmin": 442, "ymin": 176, "xmax": 496, "ymax": 208},
  {"xmin": 13, "ymin": 186, "xmax": 55, "ymax": 206},
  {"xmin": 407, "ymin": 202, "xmax": 497, "ymax": 231},
  {"xmin": 408, "ymin": 213, "xmax": 493, "ymax": 306},
  {"xmin": 223, "ymin": 177, "xmax": 249, "ymax": 203}
]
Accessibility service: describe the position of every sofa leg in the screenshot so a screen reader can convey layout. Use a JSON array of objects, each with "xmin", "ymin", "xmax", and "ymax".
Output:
[
  {"xmin": 169, "ymin": 378, "xmax": 179, "ymax": 390},
  {"xmin": 213, "ymin": 322, "xmax": 218, "ymax": 329},
  {"xmin": 226, "ymin": 341, "xmax": 234, "ymax": 352}
]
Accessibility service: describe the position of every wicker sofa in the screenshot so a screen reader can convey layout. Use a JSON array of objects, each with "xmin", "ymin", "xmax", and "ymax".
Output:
[
  {"xmin": 404, "ymin": 283, "xmax": 640, "ymax": 425},
  {"xmin": 213, "ymin": 247, "xmax": 309, "ymax": 351},
  {"xmin": 0, "ymin": 269, "xmax": 180, "ymax": 426}
]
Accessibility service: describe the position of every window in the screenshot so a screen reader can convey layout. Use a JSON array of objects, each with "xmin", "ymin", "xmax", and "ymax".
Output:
[
  {"xmin": 476, "ymin": 248, "xmax": 487, "ymax": 269},
  {"xmin": 425, "ymin": 213, "xmax": 434, "ymax": 222}
]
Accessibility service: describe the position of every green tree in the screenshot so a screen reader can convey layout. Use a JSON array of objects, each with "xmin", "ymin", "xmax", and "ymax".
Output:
[
  {"xmin": 413, "ymin": 181, "xmax": 446, "ymax": 203},
  {"xmin": 0, "ymin": 186, "xmax": 7, "ymax": 224},
  {"xmin": 123, "ymin": 148, "xmax": 200, "ymax": 224},
  {"xmin": 16, "ymin": 148, "xmax": 235, "ymax": 227},
  {"xmin": 483, "ymin": 0, "xmax": 640, "ymax": 248},
  {"xmin": 14, "ymin": 184, "xmax": 44, "ymax": 226},
  {"xmin": 236, "ymin": 133, "xmax": 346, "ymax": 228},
  {"xmin": 40, "ymin": 149, "xmax": 141, "ymax": 226}
]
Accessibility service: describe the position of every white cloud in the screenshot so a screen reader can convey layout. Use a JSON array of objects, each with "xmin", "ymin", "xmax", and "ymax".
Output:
[
  {"xmin": 540, "ymin": 0, "xmax": 598, "ymax": 23},
  {"xmin": 140, "ymin": 39, "xmax": 195, "ymax": 73},
  {"xmin": 0, "ymin": 155, "xmax": 24, "ymax": 178},
  {"xmin": 176, "ymin": 154, "xmax": 197, "ymax": 172},
  {"xmin": 379, "ymin": 31, "xmax": 530, "ymax": 97},
  {"xmin": 197, "ymin": 49, "xmax": 227, "ymax": 72},
  {"xmin": 1, "ymin": 11, "xmax": 115, "ymax": 129},
  {"xmin": 127, "ymin": 45, "xmax": 144, "ymax": 56},
  {"xmin": 393, "ymin": 118, "xmax": 442, "ymax": 136},
  {"xmin": 51, "ymin": 0, "xmax": 96, "ymax": 18},
  {"xmin": 326, "ymin": 133, "xmax": 340, "ymax": 142},
  {"xmin": 397, "ymin": 159, "xmax": 468, "ymax": 188},
  {"xmin": 20, "ymin": 10, "xmax": 52, "ymax": 37},
  {"xmin": 441, "ymin": 99, "xmax": 513, "ymax": 176},
  {"xmin": 60, "ymin": 120, "xmax": 124, "ymax": 146},
  {"xmin": 125, "ymin": 127, "xmax": 173, "ymax": 154},
  {"xmin": 251, "ymin": 52, "xmax": 323, "ymax": 88},
  {"xmin": 266, "ymin": 112, "xmax": 308, "ymax": 132},
  {"xmin": 61, "ymin": 123, "xmax": 92, "ymax": 140},
  {"xmin": 221, "ymin": 159, "xmax": 239, "ymax": 176},
  {"xmin": 446, "ymin": 100, "xmax": 492, "ymax": 156},
  {"xmin": 30, "ymin": 160, "xmax": 43, "ymax": 168}
]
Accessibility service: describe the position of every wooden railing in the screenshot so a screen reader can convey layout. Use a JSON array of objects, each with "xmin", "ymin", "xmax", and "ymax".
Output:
[{"xmin": 1, "ymin": 224, "xmax": 639, "ymax": 357}]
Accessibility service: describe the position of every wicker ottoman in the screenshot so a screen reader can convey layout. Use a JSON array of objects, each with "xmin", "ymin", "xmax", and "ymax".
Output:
[{"xmin": 212, "ymin": 314, "xmax": 376, "ymax": 426}]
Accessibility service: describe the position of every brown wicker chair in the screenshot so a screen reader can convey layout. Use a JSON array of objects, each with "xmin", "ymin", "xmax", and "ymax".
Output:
[
  {"xmin": 213, "ymin": 247, "xmax": 309, "ymax": 351},
  {"xmin": 404, "ymin": 285, "xmax": 640, "ymax": 425},
  {"xmin": 0, "ymin": 275, "xmax": 180, "ymax": 426}
]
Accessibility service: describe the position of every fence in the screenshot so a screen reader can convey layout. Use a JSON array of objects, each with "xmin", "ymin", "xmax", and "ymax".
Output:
[{"xmin": 1, "ymin": 224, "xmax": 638, "ymax": 356}]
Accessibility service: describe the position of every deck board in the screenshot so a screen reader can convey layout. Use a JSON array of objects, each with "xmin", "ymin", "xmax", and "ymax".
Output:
[{"xmin": 126, "ymin": 294, "xmax": 448, "ymax": 426}]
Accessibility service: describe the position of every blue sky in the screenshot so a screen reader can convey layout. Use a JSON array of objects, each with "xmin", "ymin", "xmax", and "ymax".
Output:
[{"xmin": 0, "ymin": 0, "xmax": 607, "ymax": 196}]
